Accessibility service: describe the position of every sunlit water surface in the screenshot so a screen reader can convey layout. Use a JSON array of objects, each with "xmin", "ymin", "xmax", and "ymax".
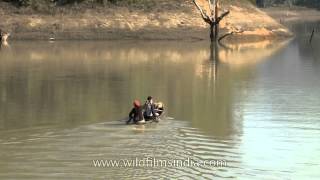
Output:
[{"xmin": 0, "ymin": 23, "xmax": 320, "ymax": 179}]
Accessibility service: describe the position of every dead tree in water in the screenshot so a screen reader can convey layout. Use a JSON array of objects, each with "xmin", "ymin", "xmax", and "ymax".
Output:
[
  {"xmin": 309, "ymin": 28, "xmax": 315, "ymax": 44},
  {"xmin": 193, "ymin": 0, "xmax": 231, "ymax": 42},
  {"xmin": 193, "ymin": 0, "xmax": 243, "ymax": 65}
]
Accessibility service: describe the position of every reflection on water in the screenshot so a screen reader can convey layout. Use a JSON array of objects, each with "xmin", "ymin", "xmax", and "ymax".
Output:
[
  {"xmin": 0, "ymin": 40, "xmax": 286, "ymax": 137},
  {"xmin": 0, "ymin": 35, "xmax": 320, "ymax": 179}
]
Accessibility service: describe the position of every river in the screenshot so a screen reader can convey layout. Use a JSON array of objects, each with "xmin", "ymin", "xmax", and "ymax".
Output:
[{"xmin": 0, "ymin": 23, "xmax": 319, "ymax": 179}]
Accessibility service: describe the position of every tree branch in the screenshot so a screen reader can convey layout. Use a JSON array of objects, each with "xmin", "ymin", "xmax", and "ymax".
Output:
[
  {"xmin": 208, "ymin": 0, "xmax": 214, "ymax": 16},
  {"xmin": 193, "ymin": 0, "xmax": 212, "ymax": 24},
  {"xmin": 218, "ymin": 31, "xmax": 234, "ymax": 42},
  {"xmin": 215, "ymin": 10, "xmax": 230, "ymax": 25},
  {"xmin": 218, "ymin": 30, "xmax": 243, "ymax": 42}
]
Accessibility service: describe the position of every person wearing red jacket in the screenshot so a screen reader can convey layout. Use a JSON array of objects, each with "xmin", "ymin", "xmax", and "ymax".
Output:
[{"xmin": 127, "ymin": 100, "xmax": 145, "ymax": 124}]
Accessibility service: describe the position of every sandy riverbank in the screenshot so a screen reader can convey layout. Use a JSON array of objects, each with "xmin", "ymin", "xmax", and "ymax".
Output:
[
  {"xmin": 263, "ymin": 6, "xmax": 320, "ymax": 24},
  {"xmin": 0, "ymin": 0, "xmax": 292, "ymax": 41}
]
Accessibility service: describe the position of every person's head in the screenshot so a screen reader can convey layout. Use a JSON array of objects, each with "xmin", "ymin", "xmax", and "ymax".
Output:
[
  {"xmin": 147, "ymin": 96, "xmax": 153, "ymax": 103},
  {"xmin": 133, "ymin": 100, "xmax": 141, "ymax": 108}
]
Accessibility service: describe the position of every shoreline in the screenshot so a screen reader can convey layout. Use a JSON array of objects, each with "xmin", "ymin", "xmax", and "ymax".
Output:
[
  {"xmin": 8, "ymin": 28, "xmax": 291, "ymax": 42},
  {"xmin": 0, "ymin": 1, "xmax": 300, "ymax": 42}
]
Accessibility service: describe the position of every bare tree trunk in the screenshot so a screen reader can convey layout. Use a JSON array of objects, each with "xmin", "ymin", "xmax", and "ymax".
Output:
[
  {"xmin": 210, "ymin": 24, "xmax": 214, "ymax": 41},
  {"xmin": 309, "ymin": 28, "xmax": 315, "ymax": 44},
  {"xmin": 193, "ymin": 0, "xmax": 241, "ymax": 70},
  {"xmin": 214, "ymin": 0, "xmax": 219, "ymax": 42},
  {"xmin": 0, "ymin": 29, "xmax": 2, "ymax": 43},
  {"xmin": 193, "ymin": 0, "xmax": 231, "ymax": 43},
  {"xmin": 210, "ymin": 41, "xmax": 219, "ymax": 83}
]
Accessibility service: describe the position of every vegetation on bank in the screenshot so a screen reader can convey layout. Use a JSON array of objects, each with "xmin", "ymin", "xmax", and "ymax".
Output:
[
  {"xmin": 4, "ymin": 0, "xmax": 159, "ymax": 12},
  {"xmin": 7, "ymin": 0, "xmax": 142, "ymax": 6}
]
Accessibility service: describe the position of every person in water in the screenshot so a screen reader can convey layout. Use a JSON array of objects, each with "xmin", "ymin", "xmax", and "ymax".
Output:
[
  {"xmin": 127, "ymin": 100, "xmax": 145, "ymax": 124},
  {"xmin": 154, "ymin": 102, "xmax": 164, "ymax": 116},
  {"xmin": 143, "ymin": 96, "xmax": 158, "ymax": 121},
  {"xmin": 0, "ymin": 29, "xmax": 10, "ymax": 44}
]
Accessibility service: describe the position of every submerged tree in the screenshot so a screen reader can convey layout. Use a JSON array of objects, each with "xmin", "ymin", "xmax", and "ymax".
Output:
[
  {"xmin": 193, "ymin": 0, "xmax": 243, "ymax": 64},
  {"xmin": 193, "ymin": 0, "xmax": 233, "ymax": 42}
]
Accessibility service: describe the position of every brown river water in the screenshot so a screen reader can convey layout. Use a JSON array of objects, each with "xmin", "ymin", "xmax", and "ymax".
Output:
[{"xmin": 0, "ymin": 23, "xmax": 320, "ymax": 179}]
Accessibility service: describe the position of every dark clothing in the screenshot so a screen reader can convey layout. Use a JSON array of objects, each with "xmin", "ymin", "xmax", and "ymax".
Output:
[
  {"xmin": 143, "ymin": 101, "xmax": 157, "ymax": 121},
  {"xmin": 144, "ymin": 115, "xmax": 155, "ymax": 121},
  {"xmin": 155, "ymin": 107, "xmax": 164, "ymax": 116},
  {"xmin": 127, "ymin": 106, "xmax": 144, "ymax": 124}
]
